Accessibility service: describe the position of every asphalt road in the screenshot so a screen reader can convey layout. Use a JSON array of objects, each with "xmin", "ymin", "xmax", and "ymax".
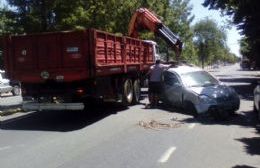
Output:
[{"xmin": 0, "ymin": 63, "xmax": 260, "ymax": 168}]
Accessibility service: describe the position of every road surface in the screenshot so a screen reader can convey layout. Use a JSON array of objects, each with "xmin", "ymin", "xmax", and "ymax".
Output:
[{"xmin": 0, "ymin": 63, "xmax": 259, "ymax": 168}]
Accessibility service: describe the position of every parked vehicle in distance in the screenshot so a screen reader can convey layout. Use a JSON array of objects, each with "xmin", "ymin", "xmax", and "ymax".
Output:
[
  {"xmin": 253, "ymin": 83, "xmax": 260, "ymax": 121},
  {"xmin": 240, "ymin": 59, "xmax": 250, "ymax": 70},
  {"xmin": 161, "ymin": 65, "xmax": 240, "ymax": 119},
  {"xmin": 0, "ymin": 70, "xmax": 21, "ymax": 96},
  {"xmin": 212, "ymin": 64, "xmax": 219, "ymax": 69}
]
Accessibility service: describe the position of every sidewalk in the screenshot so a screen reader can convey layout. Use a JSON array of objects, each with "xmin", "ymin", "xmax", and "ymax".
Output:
[{"xmin": 0, "ymin": 95, "xmax": 34, "ymax": 125}]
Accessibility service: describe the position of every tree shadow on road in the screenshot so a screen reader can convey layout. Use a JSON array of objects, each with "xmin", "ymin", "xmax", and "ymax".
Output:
[
  {"xmin": 236, "ymin": 136, "xmax": 260, "ymax": 156},
  {"xmin": 232, "ymin": 165, "xmax": 258, "ymax": 168},
  {"xmin": 0, "ymin": 102, "xmax": 128, "ymax": 132},
  {"xmin": 178, "ymin": 109, "xmax": 259, "ymax": 128}
]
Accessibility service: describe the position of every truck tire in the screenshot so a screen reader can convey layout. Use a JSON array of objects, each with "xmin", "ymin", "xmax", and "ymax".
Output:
[
  {"xmin": 132, "ymin": 79, "xmax": 141, "ymax": 104},
  {"xmin": 122, "ymin": 79, "xmax": 133, "ymax": 106},
  {"xmin": 12, "ymin": 85, "xmax": 21, "ymax": 96}
]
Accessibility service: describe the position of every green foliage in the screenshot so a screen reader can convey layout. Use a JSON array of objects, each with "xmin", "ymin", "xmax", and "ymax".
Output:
[
  {"xmin": 193, "ymin": 18, "xmax": 235, "ymax": 66},
  {"xmin": 3, "ymin": 0, "xmax": 198, "ymax": 64},
  {"xmin": 239, "ymin": 37, "xmax": 250, "ymax": 59},
  {"xmin": 203, "ymin": 0, "xmax": 260, "ymax": 67},
  {"xmin": 0, "ymin": 6, "xmax": 19, "ymax": 34},
  {"xmin": 1, "ymin": 6, "xmax": 22, "ymax": 68}
]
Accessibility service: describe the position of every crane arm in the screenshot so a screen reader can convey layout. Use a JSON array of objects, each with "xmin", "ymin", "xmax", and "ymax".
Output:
[{"xmin": 128, "ymin": 8, "xmax": 183, "ymax": 60}]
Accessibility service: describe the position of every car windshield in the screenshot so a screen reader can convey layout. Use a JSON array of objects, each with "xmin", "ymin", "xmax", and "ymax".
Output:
[{"xmin": 181, "ymin": 70, "xmax": 219, "ymax": 87}]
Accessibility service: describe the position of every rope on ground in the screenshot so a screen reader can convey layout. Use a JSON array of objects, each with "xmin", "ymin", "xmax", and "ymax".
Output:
[{"xmin": 138, "ymin": 119, "xmax": 184, "ymax": 130}]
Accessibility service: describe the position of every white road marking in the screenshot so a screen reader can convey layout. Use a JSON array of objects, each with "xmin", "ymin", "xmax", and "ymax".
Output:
[
  {"xmin": 0, "ymin": 146, "xmax": 11, "ymax": 151},
  {"xmin": 158, "ymin": 146, "xmax": 176, "ymax": 163},
  {"xmin": 188, "ymin": 123, "xmax": 196, "ymax": 129}
]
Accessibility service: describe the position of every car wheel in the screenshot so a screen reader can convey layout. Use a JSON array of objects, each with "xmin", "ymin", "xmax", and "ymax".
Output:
[
  {"xmin": 184, "ymin": 101, "xmax": 198, "ymax": 117},
  {"xmin": 132, "ymin": 79, "xmax": 141, "ymax": 104},
  {"xmin": 11, "ymin": 85, "xmax": 21, "ymax": 96},
  {"xmin": 122, "ymin": 79, "xmax": 133, "ymax": 106}
]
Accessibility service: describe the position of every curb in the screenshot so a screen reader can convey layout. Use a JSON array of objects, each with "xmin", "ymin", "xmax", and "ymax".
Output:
[
  {"xmin": 0, "ymin": 104, "xmax": 35, "ymax": 125},
  {"xmin": 0, "ymin": 104, "xmax": 23, "ymax": 116},
  {"xmin": 0, "ymin": 110, "xmax": 36, "ymax": 125}
]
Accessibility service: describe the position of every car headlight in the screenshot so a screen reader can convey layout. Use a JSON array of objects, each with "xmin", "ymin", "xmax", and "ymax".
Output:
[{"xmin": 199, "ymin": 95, "xmax": 217, "ymax": 104}]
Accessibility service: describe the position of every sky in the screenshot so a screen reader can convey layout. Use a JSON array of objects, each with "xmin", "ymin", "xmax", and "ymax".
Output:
[
  {"xmin": 0, "ymin": 0, "xmax": 242, "ymax": 56},
  {"xmin": 190, "ymin": 0, "xmax": 242, "ymax": 57}
]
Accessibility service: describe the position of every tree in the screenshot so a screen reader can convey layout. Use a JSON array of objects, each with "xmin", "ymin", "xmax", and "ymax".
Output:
[
  {"xmin": 1, "ymin": 5, "xmax": 22, "ymax": 68},
  {"xmin": 193, "ymin": 18, "xmax": 233, "ymax": 67},
  {"xmin": 203, "ymin": 0, "xmax": 260, "ymax": 68},
  {"xmin": 3, "ymin": 0, "xmax": 196, "ymax": 63},
  {"xmin": 0, "ymin": 6, "xmax": 19, "ymax": 34}
]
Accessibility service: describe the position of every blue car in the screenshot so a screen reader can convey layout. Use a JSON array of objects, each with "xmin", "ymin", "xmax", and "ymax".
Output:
[{"xmin": 161, "ymin": 65, "xmax": 240, "ymax": 119}]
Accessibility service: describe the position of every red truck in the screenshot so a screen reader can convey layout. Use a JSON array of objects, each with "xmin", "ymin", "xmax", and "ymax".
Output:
[{"xmin": 2, "ymin": 8, "xmax": 182, "ymax": 111}]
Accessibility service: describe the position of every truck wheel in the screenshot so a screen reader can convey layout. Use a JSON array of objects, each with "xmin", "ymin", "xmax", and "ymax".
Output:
[
  {"xmin": 122, "ymin": 79, "xmax": 133, "ymax": 106},
  {"xmin": 132, "ymin": 79, "xmax": 141, "ymax": 104},
  {"xmin": 12, "ymin": 85, "xmax": 21, "ymax": 96}
]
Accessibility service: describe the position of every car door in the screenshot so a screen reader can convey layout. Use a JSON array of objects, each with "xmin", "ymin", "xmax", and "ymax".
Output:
[{"xmin": 162, "ymin": 71, "xmax": 183, "ymax": 107}]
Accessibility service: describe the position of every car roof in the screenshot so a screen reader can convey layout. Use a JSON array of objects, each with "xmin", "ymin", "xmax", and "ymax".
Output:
[{"xmin": 167, "ymin": 65, "xmax": 202, "ymax": 76}]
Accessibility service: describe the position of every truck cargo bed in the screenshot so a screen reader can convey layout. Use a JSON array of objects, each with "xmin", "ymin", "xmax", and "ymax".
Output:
[{"xmin": 3, "ymin": 29, "xmax": 154, "ymax": 83}]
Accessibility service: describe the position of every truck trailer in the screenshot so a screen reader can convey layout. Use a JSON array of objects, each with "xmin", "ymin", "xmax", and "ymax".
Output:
[
  {"xmin": 2, "ymin": 8, "xmax": 182, "ymax": 111},
  {"xmin": 3, "ymin": 28, "xmax": 157, "ymax": 110}
]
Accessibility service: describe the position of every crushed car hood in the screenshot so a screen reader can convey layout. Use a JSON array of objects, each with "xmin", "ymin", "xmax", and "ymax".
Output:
[{"xmin": 189, "ymin": 84, "xmax": 233, "ymax": 98}]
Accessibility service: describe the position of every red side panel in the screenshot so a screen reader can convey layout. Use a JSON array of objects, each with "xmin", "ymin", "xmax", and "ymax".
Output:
[
  {"xmin": 144, "ymin": 42, "xmax": 155, "ymax": 65},
  {"xmin": 124, "ymin": 37, "xmax": 143, "ymax": 72},
  {"xmin": 4, "ymin": 29, "xmax": 155, "ymax": 83},
  {"xmin": 61, "ymin": 31, "xmax": 88, "ymax": 68},
  {"xmin": 94, "ymin": 30, "xmax": 125, "ymax": 76},
  {"xmin": 37, "ymin": 34, "xmax": 60, "ymax": 69},
  {"xmin": 5, "ymin": 30, "xmax": 90, "ymax": 83},
  {"xmin": 12, "ymin": 35, "xmax": 37, "ymax": 71},
  {"xmin": 92, "ymin": 29, "xmax": 155, "ymax": 76},
  {"xmin": 124, "ymin": 37, "xmax": 154, "ymax": 72}
]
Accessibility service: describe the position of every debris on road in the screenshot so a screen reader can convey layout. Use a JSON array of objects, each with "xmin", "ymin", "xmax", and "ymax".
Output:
[{"xmin": 138, "ymin": 118, "xmax": 184, "ymax": 130}]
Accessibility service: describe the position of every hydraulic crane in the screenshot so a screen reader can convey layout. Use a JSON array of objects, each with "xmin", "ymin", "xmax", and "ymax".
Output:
[{"xmin": 128, "ymin": 8, "xmax": 183, "ymax": 61}]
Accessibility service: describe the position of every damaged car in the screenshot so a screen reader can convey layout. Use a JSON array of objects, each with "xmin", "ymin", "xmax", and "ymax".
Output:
[{"xmin": 161, "ymin": 65, "xmax": 240, "ymax": 119}]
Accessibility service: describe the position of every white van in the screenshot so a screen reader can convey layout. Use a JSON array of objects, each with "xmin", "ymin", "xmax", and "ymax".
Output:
[{"xmin": 0, "ymin": 70, "xmax": 21, "ymax": 96}]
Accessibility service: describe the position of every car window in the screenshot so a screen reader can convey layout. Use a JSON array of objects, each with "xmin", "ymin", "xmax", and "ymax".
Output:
[
  {"xmin": 181, "ymin": 70, "xmax": 219, "ymax": 87},
  {"xmin": 163, "ymin": 71, "xmax": 180, "ymax": 86}
]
